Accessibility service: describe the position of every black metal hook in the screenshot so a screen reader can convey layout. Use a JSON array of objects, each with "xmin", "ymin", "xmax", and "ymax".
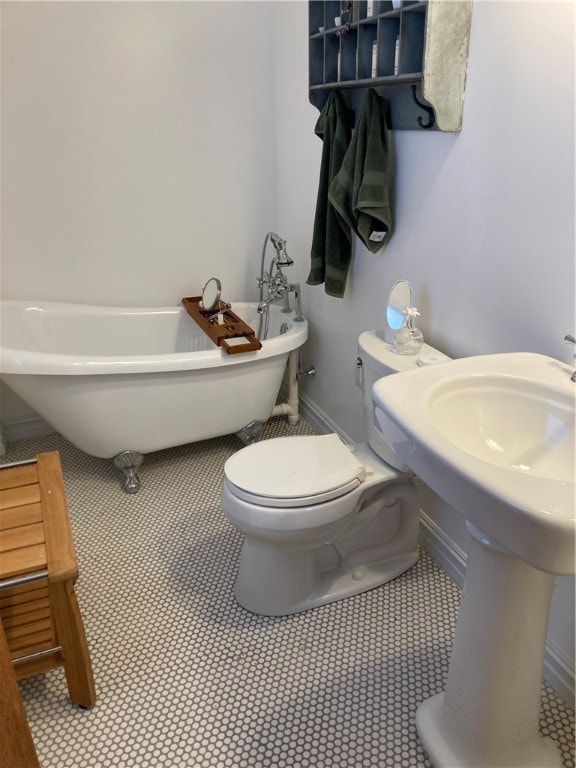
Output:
[{"xmin": 411, "ymin": 85, "xmax": 435, "ymax": 130}]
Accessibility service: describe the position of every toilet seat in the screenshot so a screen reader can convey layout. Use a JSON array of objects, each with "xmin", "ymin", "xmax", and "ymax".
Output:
[{"xmin": 224, "ymin": 434, "xmax": 367, "ymax": 508}]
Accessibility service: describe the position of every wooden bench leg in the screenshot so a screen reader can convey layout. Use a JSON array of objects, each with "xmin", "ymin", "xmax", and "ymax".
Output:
[
  {"xmin": 0, "ymin": 622, "xmax": 40, "ymax": 768},
  {"xmin": 49, "ymin": 580, "xmax": 96, "ymax": 709}
]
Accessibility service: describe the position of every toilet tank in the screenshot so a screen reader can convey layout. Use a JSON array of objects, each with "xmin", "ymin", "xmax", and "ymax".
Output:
[{"xmin": 357, "ymin": 331, "xmax": 449, "ymax": 472}]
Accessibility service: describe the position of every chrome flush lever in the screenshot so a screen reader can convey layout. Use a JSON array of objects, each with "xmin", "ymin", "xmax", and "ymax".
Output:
[{"xmin": 564, "ymin": 334, "xmax": 576, "ymax": 382}]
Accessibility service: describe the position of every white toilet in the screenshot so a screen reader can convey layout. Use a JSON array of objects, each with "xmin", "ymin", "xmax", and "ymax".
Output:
[{"xmin": 222, "ymin": 328, "xmax": 449, "ymax": 616}]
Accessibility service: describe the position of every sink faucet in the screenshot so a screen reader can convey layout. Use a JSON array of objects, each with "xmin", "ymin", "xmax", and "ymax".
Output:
[{"xmin": 564, "ymin": 334, "xmax": 576, "ymax": 381}]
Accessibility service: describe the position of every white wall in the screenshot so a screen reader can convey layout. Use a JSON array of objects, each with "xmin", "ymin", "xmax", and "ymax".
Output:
[
  {"xmin": 1, "ymin": 0, "xmax": 574, "ymax": 701},
  {"xmin": 1, "ymin": 1, "xmax": 278, "ymax": 306}
]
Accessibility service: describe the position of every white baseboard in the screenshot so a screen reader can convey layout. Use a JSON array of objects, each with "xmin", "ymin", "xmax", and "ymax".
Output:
[
  {"xmin": 545, "ymin": 640, "xmax": 576, "ymax": 708},
  {"xmin": 299, "ymin": 393, "xmax": 576, "ymax": 706},
  {"xmin": 1, "ymin": 415, "xmax": 55, "ymax": 444},
  {"xmin": 299, "ymin": 393, "xmax": 354, "ymax": 443},
  {"xmin": 418, "ymin": 510, "xmax": 467, "ymax": 587}
]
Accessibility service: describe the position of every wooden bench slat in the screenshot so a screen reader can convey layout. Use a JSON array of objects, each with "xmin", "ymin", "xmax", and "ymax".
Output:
[
  {"xmin": 0, "ymin": 502, "xmax": 43, "ymax": 532},
  {"xmin": 2, "ymin": 605, "xmax": 52, "ymax": 630},
  {"xmin": 0, "ymin": 544, "xmax": 47, "ymax": 581},
  {"xmin": 0, "ymin": 522, "xmax": 45, "ymax": 555},
  {"xmin": 1, "ymin": 596, "xmax": 50, "ymax": 619},
  {"xmin": 0, "ymin": 465, "xmax": 38, "ymax": 491},
  {"xmin": 0, "ymin": 484, "xmax": 41, "ymax": 511},
  {"xmin": 5, "ymin": 619, "xmax": 54, "ymax": 645},
  {"xmin": 9, "ymin": 632, "xmax": 55, "ymax": 655},
  {"xmin": 0, "ymin": 581, "xmax": 48, "ymax": 607}
]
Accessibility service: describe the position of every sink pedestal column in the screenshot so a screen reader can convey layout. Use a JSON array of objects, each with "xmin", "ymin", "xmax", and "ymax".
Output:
[{"xmin": 417, "ymin": 528, "xmax": 562, "ymax": 768}]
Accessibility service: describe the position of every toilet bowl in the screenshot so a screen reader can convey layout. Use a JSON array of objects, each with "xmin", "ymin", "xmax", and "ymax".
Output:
[{"xmin": 222, "ymin": 334, "xmax": 449, "ymax": 616}]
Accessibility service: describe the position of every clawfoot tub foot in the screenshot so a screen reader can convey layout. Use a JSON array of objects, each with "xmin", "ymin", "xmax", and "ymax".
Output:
[
  {"xmin": 236, "ymin": 420, "xmax": 264, "ymax": 445},
  {"xmin": 113, "ymin": 451, "xmax": 144, "ymax": 493}
]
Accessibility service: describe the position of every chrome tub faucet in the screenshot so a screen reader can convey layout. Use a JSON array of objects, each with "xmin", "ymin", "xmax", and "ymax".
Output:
[{"xmin": 257, "ymin": 232, "xmax": 304, "ymax": 337}]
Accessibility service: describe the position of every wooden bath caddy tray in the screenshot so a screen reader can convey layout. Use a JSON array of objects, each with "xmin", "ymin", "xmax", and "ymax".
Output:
[{"xmin": 181, "ymin": 297, "xmax": 262, "ymax": 355}]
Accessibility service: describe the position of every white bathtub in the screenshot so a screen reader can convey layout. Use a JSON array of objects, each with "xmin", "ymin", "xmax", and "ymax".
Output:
[{"xmin": 0, "ymin": 301, "xmax": 308, "ymax": 462}]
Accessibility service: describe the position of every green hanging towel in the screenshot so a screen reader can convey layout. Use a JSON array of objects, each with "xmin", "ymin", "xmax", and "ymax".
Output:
[
  {"xmin": 307, "ymin": 92, "xmax": 353, "ymax": 298},
  {"xmin": 329, "ymin": 89, "xmax": 392, "ymax": 254}
]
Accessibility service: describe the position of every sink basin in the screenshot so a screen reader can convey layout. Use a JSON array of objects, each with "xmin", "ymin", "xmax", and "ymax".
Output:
[
  {"xmin": 429, "ymin": 376, "xmax": 572, "ymax": 482},
  {"xmin": 373, "ymin": 352, "xmax": 575, "ymax": 575}
]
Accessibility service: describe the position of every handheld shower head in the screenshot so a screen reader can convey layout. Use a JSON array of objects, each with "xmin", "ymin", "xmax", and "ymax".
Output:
[{"xmin": 268, "ymin": 232, "xmax": 294, "ymax": 267}]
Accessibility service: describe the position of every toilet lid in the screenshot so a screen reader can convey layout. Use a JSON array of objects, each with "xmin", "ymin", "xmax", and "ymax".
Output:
[{"xmin": 224, "ymin": 434, "xmax": 366, "ymax": 502}]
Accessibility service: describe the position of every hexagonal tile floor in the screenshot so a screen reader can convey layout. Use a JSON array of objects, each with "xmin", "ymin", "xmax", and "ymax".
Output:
[{"xmin": 2, "ymin": 418, "xmax": 574, "ymax": 767}]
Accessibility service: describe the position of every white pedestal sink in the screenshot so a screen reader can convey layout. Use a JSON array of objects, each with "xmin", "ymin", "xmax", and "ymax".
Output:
[{"xmin": 372, "ymin": 352, "xmax": 575, "ymax": 768}]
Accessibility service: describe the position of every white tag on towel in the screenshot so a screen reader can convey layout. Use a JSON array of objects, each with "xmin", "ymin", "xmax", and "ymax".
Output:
[{"xmin": 369, "ymin": 231, "xmax": 387, "ymax": 243}]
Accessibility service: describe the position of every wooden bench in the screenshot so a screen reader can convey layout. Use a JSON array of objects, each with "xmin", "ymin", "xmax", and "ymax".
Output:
[{"xmin": 0, "ymin": 451, "xmax": 96, "ymax": 709}]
